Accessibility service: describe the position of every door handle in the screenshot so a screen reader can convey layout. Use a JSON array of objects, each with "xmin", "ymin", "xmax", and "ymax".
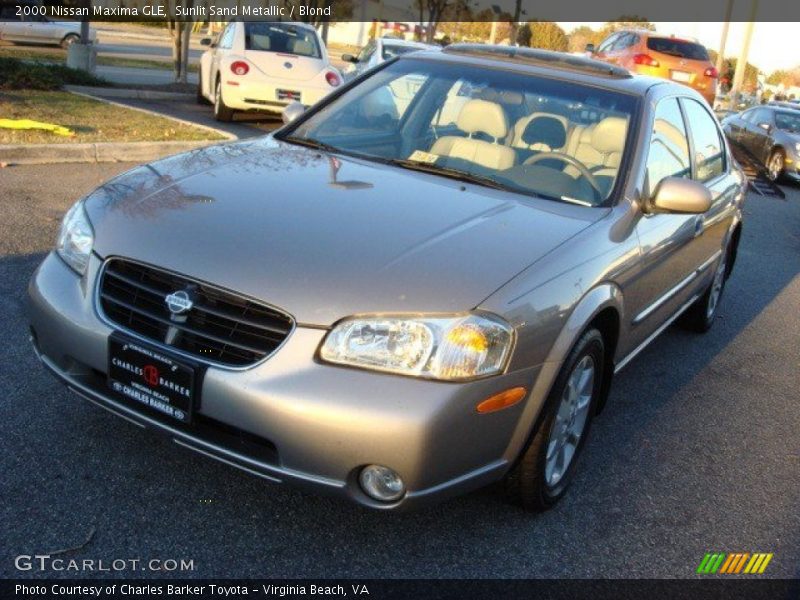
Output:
[{"xmin": 694, "ymin": 215, "xmax": 705, "ymax": 237}]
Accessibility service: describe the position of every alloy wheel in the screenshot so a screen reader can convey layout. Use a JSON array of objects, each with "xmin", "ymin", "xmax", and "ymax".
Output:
[
  {"xmin": 706, "ymin": 254, "xmax": 728, "ymax": 320},
  {"xmin": 545, "ymin": 354, "xmax": 595, "ymax": 487},
  {"xmin": 767, "ymin": 152, "xmax": 783, "ymax": 181}
]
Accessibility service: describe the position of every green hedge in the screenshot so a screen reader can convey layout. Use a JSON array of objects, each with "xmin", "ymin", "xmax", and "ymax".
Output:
[{"xmin": 0, "ymin": 57, "xmax": 111, "ymax": 90}]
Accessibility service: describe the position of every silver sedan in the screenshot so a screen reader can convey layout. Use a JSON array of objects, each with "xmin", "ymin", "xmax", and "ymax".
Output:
[{"xmin": 28, "ymin": 46, "xmax": 746, "ymax": 511}]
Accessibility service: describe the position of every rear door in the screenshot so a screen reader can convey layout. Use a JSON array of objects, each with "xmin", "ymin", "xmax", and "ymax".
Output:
[
  {"xmin": 0, "ymin": 7, "xmax": 27, "ymax": 41},
  {"xmin": 243, "ymin": 22, "xmax": 325, "ymax": 82},
  {"xmin": 747, "ymin": 108, "xmax": 775, "ymax": 163}
]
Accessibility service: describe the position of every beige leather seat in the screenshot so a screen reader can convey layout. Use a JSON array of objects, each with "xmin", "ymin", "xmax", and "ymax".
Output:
[
  {"xmin": 563, "ymin": 116, "xmax": 628, "ymax": 178},
  {"xmin": 290, "ymin": 39, "xmax": 313, "ymax": 55},
  {"xmin": 510, "ymin": 112, "xmax": 569, "ymax": 152},
  {"xmin": 430, "ymin": 99, "xmax": 516, "ymax": 170}
]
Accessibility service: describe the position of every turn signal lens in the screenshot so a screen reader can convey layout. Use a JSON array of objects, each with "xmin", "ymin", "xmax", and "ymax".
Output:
[
  {"xmin": 476, "ymin": 387, "xmax": 528, "ymax": 414},
  {"xmin": 230, "ymin": 61, "xmax": 249, "ymax": 76},
  {"xmin": 633, "ymin": 53, "xmax": 660, "ymax": 67},
  {"xmin": 325, "ymin": 70, "xmax": 341, "ymax": 87}
]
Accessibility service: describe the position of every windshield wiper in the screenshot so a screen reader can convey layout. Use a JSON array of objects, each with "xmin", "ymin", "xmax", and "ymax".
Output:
[
  {"xmin": 385, "ymin": 158, "xmax": 510, "ymax": 192},
  {"xmin": 280, "ymin": 135, "xmax": 342, "ymax": 154}
]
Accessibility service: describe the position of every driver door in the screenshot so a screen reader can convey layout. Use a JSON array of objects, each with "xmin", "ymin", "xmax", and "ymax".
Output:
[{"xmin": 625, "ymin": 97, "xmax": 705, "ymax": 351}]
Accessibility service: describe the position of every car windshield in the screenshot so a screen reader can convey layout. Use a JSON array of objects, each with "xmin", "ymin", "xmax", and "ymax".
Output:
[
  {"xmin": 282, "ymin": 58, "xmax": 637, "ymax": 206},
  {"xmin": 775, "ymin": 111, "xmax": 800, "ymax": 133},
  {"xmin": 244, "ymin": 23, "xmax": 321, "ymax": 59},
  {"xmin": 647, "ymin": 37, "xmax": 709, "ymax": 61}
]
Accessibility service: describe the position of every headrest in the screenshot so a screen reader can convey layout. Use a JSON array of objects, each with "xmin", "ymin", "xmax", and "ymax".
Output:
[
  {"xmin": 291, "ymin": 39, "xmax": 312, "ymax": 55},
  {"xmin": 591, "ymin": 117, "xmax": 628, "ymax": 154},
  {"xmin": 457, "ymin": 99, "xmax": 508, "ymax": 140},
  {"xmin": 521, "ymin": 116, "xmax": 567, "ymax": 149},
  {"xmin": 479, "ymin": 89, "xmax": 524, "ymax": 105}
]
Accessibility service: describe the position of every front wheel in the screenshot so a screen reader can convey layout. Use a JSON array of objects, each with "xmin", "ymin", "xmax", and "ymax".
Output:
[
  {"xmin": 61, "ymin": 34, "xmax": 79, "ymax": 49},
  {"xmin": 505, "ymin": 328, "xmax": 605, "ymax": 512},
  {"xmin": 765, "ymin": 149, "xmax": 785, "ymax": 182},
  {"xmin": 213, "ymin": 79, "xmax": 234, "ymax": 122}
]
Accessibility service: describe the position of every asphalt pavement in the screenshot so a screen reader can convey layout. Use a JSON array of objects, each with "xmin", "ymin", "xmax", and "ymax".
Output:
[{"xmin": 1, "ymin": 162, "xmax": 799, "ymax": 579}]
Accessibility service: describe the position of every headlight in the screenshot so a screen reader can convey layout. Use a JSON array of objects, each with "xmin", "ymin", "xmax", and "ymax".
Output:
[
  {"xmin": 56, "ymin": 201, "xmax": 94, "ymax": 275},
  {"xmin": 319, "ymin": 313, "xmax": 513, "ymax": 381}
]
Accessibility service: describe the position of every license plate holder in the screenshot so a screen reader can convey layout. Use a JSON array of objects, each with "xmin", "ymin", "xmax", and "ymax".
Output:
[
  {"xmin": 107, "ymin": 333, "xmax": 199, "ymax": 423},
  {"xmin": 277, "ymin": 89, "xmax": 302, "ymax": 102},
  {"xmin": 671, "ymin": 71, "xmax": 692, "ymax": 82}
]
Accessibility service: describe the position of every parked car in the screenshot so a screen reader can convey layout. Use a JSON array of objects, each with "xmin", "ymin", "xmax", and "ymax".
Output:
[
  {"xmin": 0, "ymin": 9, "xmax": 95, "ymax": 48},
  {"xmin": 721, "ymin": 105, "xmax": 800, "ymax": 182},
  {"xmin": 198, "ymin": 21, "xmax": 342, "ymax": 121},
  {"xmin": 590, "ymin": 30, "xmax": 718, "ymax": 105},
  {"xmin": 29, "ymin": 45, "xmax": 746, "ymax": 512},
  {"xmin": 768, "ymin": 100, "xmax": 800, "ymax": 112},
  {"xmin": 341, "ymin": 37, "xmax": 439, "ymax": 81}
]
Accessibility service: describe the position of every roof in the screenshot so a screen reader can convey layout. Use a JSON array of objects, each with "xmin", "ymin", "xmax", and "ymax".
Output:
[
  {"xmin": 412, "ymin": 45, "xmax": 669, "ymax": 96},
  {"xmin": 381, "ymin": 38, "xmax": 437, "ymax": 50}
]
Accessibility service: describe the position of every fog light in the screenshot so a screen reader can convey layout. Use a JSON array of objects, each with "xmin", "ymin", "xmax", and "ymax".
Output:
[{"xmin": 359, "ymin": 465, "xmax": 405, "ymax": 502}]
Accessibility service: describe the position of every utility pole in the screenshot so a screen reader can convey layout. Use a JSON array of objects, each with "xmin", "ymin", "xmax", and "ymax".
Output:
[
  {"xmin": 730, "ymin": 0, "xmax": 758, "ymax": 107},
  {"xmin": 715, "ymin": 0, "xmax": 734, "ymax": 79}
]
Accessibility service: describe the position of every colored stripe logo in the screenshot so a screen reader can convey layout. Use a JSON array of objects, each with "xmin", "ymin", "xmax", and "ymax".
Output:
[{"xmin": 697, "ymin": 552, "xmax": 773, "ymax": 574}]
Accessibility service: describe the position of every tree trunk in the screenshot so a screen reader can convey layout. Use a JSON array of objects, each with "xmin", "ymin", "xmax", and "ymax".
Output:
[{"xmin": 180, "ymin": 3, "xmax": 193, "ymax": 84}]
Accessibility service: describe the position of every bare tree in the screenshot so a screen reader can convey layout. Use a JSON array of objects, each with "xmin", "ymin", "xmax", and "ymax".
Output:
[{"xmin": 165, "ymin": 0, "xmax": 194, "ymax": 84}]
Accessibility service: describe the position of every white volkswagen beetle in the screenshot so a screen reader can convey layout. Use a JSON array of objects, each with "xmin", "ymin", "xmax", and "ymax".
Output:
[{"xmin": 198, "ymin": 21, "xmax": 343, "ymax": 121}]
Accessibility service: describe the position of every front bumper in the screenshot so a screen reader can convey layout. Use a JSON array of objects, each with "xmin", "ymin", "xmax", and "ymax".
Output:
[{"xmin": 28, "ymin": 253, "xmax": 543, "ymax": 510}]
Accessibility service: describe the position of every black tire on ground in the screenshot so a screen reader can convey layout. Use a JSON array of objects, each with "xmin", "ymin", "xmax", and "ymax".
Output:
[
  {"xmin": 196, "ymin": 72, "xmax": 207, "ymax": 105},
  {"xmin": 213, "ymin": 78, "xmax": 234, "ymax": 122},
  {"xmin": 60, "ymin": 34, "xmax": 80, "ymax": 49},
  {"xmin": 505, "ymin": 328, "xmax": 605, "ymax": 512},
  {"xmin": 679, "ymin": 244, "xmax": 731, "ymax": 333}
]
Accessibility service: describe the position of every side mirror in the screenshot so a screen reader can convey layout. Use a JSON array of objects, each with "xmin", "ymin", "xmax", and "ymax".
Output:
[
  {"xmin": 647, "ymin": 177, "xmax": 712, "ymax": 214},
  {"xmin": 757, "ymin": 121, "xmax": 771, "ymax": 131},
  {"xmin": 282, "ymin": 101, "xmax": 305, "ymax": 125},
  {"xmin": 200, "ymin": 37, "xmax": 213, "ymax": 46},
  {"xmin": 585, "ymin": 43, "xmax": 595, "ymax": 54},
  {"xmin": 342, "ymin": 53, "xmax": 358, "ymax": 63}
]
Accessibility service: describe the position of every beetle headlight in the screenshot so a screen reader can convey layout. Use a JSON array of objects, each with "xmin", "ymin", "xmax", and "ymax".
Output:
[
  {"xmin": 319, "ymin": 313, "xmax": 513, "ymax": 381},
  {"xmin": 56, "ymin": 201, "xmax": 94, "ymax": 275}
]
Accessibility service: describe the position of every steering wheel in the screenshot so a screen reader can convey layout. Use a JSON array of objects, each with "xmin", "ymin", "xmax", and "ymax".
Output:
[{"xmin": 524, "ymin": 152, "xmax": 604, "ymax": 199}]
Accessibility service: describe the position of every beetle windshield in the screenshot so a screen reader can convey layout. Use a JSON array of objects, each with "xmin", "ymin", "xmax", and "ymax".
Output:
[{"xmin": 281, "ymin": 58, "xmax": 638, "ymax": 206}]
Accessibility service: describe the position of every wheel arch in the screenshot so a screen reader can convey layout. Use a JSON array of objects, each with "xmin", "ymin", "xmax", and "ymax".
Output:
[{"xmin": 502, "ymin": 282, "xmax": 624, "ymax": 465}]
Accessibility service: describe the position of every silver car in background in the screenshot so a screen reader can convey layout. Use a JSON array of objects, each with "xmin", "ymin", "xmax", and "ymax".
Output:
[
  {"xmin": 28, "ymin": 46, "xmax": 746, "ymax": 512},
  {"xmin": 341, "ymin": 37, "xmax": 439, "ymax": 81},
  {"xmin": 0, "ymin": 8, "xmax": 95, "ymax": 48},
  {"xmin": 721, "ymin": 105, "xmax": 800, "ymax": 182}
]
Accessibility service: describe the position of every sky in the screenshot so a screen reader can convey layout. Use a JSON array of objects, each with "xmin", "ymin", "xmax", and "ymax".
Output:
[{"xmin": 558, "ymin": 22, "xmax": 799, "ymax": 74}]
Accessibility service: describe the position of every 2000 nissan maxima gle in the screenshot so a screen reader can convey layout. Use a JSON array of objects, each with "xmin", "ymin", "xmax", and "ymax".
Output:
[{"xmin": 28, "ymin": 46, "xmax": 746, "ymax": 511}]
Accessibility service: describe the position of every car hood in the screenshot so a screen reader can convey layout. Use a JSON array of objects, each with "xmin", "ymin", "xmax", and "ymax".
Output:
[{"xmin": 84, "ymin": 137, "xmax": 603, "ymax": 326}]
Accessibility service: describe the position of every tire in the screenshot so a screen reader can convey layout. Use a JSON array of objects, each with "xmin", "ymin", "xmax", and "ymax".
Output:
[
  {"xmin": 505, "ymin": 328, "xmax": 605, "ymax": 512},
  {"xmin": 60, "ymin": 34, "xmax": 80, "ymax": 49},
  {"xmin": 679, "ymin": 245, "xmax": 730, "ymax": 333},
  {"xmin": 213, "ymin": 78, "xmax": 234, "ymax": 122},
  {"xmin": 765, "ymin": 148, "xmax": 785, "ymax": 182},
  {"xmin": 196, "ymin": 72, "xmax": 207, "ymax": 105}
]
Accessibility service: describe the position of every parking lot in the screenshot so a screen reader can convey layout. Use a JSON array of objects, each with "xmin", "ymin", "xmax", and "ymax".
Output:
[{"xmin": 1, "ymin": 162, "xmax": 799, "ymax": 579}]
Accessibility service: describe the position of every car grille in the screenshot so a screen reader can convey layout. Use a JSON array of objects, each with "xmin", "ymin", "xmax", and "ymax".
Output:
[{"xmin": 98, "ymin": 259, "xmax": 294, "ymax": 367}]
